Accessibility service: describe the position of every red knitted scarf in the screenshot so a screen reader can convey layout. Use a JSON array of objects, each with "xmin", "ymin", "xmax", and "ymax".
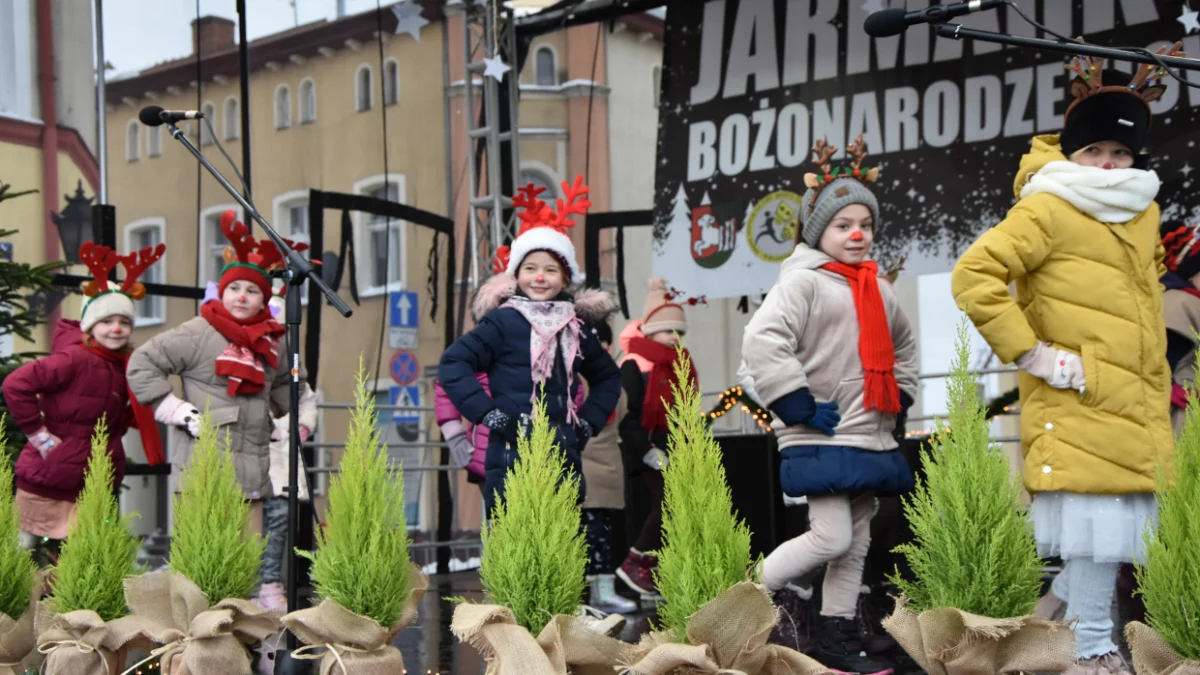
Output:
[
  {"xmin": 82, "ymin": 339, "xmax": 165, "ymax": 465},
  {"xmin": 626, "ymin": 335, "xmax": 698, "ymax": 434},
  {"xmin": 200, "ymin": 302, "xmax": 284, "ymax": 397},
  {"xmin": 820, "ymin": 261, "xmax": 901, "ymax": 415}
]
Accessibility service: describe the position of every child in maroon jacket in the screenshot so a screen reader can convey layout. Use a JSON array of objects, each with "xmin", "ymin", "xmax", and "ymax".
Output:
[{"xmin": 2, "ymin": 243, "xmax": 163, "ymax": 566}]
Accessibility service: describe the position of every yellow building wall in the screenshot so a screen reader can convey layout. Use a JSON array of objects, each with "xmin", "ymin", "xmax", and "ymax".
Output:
[{"xmin": 105, "ymin": 29, "xmax": 451, "ymax": 526}]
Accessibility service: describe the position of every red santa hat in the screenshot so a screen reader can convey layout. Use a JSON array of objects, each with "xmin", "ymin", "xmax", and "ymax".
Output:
[{"xmin": 491, "ymin": 176, "xmax": 591, "ymax": 283}]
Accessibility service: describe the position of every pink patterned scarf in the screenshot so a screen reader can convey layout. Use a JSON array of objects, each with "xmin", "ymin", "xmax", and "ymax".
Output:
[{"xmin": 502, "ymin": 296, "xmax": 582, "ymax": 423}]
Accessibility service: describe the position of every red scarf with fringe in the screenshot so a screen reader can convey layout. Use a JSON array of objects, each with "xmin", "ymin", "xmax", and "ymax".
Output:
[
  {"xmin": 820, "ymin": 261, "xmax": 901, "ymax": 415},
  {"xmin": 82, "ymin": 340, "xmax": 165, "ymax": 465},
  {"xmin": 201, "ymin": 302, "xmax": 284, "ymax": 397},
  {"xmin": 626, "ymin": 335, "xmax": 698, "ymax": 434}
]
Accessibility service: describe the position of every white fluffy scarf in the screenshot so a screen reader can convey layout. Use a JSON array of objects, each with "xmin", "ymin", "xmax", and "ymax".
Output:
[{"xmin": 1019, "ymin": 161, "xmax": 1160, "ymax": 224}]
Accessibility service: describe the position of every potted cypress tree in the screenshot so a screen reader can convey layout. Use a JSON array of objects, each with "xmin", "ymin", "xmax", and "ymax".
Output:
[
  {"xmin": 1126, "ymin": 356, "xmax": 1200, "ymax": 673},
  {"xmin": 884, "ymin": 322, "xmax": 1075, "ymax": 675},
  {"xmin": 36, "ymin": 418, "xmax": 143, "ymax": 674},
  {"xmin": 623, "ymin": 350, "xmax": 828, "ymax": 675},
  {"xmin": 281, "ymin": 365, "xmax": 428, "ymax": 674},
  {"xmin": 0, "ymin": 418, "xmax": 38, "ymax": 674},
  {"xmin": 121, "ymin": 411, "xmax": 278, "ymax": 675},
  {"xmin": 451, "ymin": 390, "xmax": 630, "ymax": 675}
]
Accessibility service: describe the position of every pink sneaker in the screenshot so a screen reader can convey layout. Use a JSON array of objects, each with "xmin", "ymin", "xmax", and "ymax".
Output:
[{"xmin": 255, "ymin": 582, "xmax": 287, "ymax": 612}]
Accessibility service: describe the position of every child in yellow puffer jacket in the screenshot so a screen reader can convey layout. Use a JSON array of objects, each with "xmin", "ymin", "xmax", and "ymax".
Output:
[{"xmin": 952, "ymin": 50, "xmax": 1180, "ymax": 675}]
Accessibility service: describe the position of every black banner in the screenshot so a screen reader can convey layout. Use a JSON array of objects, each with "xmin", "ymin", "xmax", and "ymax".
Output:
[{"xmin": 652, "ymin": 0, "xmax": 1200, "ymax": 297}]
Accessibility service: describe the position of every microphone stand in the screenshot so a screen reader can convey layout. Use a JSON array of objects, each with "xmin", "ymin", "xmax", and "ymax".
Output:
[
  {"xmin": 164, "ymin": 123, "xmax": 353, "ymax": 674},
  {"xmin": 934, "ymin": 23, "xmax": 1200, "ymax": 70}
]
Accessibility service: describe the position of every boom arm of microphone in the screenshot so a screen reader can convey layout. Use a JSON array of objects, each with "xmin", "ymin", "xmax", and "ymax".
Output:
[
  {"xmin": 162, "ymin": 123, "xmax": 353, "ymax": 317},
  {"xmin": 934, "ymin": 23, "xmax": 1200, "ymax": 71}
]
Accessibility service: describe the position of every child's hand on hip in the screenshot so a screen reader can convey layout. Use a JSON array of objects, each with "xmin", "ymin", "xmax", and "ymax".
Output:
[
  {"xmin": 31, "ymin": 428, "xmax": 62, "ymax": 458},
  {"xmin": 1017, "ymin": 342, "xmax": 1086, "ymax": 392}
]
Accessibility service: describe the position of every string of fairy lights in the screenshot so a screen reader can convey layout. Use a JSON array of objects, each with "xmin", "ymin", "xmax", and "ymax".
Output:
[{"xmin": 706, "ymin": 385, "xmax": 774, "ymax": 433}]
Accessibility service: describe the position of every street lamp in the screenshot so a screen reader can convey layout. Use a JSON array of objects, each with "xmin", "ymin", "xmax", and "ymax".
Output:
[{"xmin": 50, "ymin": 180, "xmax": 94, "ymax": 264}]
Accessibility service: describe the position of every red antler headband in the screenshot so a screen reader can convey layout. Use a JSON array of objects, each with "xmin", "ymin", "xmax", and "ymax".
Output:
[
  {"xmin": 218, "ymin": 210, "xmax": 310, "ymax": 275},
  {"xmin": 491, "ymin": 175, "xmax": 591, "ymax": 274},
  {"xmin": 79, "ymin": 241, "xmax": 167, "ymax": 302}
]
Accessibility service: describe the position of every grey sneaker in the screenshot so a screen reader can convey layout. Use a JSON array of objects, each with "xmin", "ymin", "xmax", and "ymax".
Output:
[{"xmin": 1066, "ymin": 651, "xmax": 1133, "ymax": 675}]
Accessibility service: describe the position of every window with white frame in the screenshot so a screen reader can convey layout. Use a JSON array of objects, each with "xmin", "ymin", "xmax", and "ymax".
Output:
[
  {"xmin": 0, "ymin": 0, "xmax": 33, "ymax": 119},
  {"xmin": 275, "ymin": 85, "xmax": 291, "ymax": 129},
  {"xmin": 355, "ymin": 64, "xmax": 373, "ymax": 112},
  {"xmin": 274, "ymin": 191, "xmax": 312, "ymax": 302},
  {"xmin": 535, "ymin": 46, "xmax": 556, "ymax": 86},
  {"xmin": 124, "ymin": 219, "xmax": 166, "ymax": 325},
  {"xmin": 223, "ymin": 97, "xmax": 239, "ymax": 140},
  {"xmin": 354, "ymin": 176, "xmax": 404, "ymax": 291},
  {"xmin": 299, "ymin": 78, "xmax": 316, "ymax": 123},
  {"xmin": 199, "ymin": 206, "xmax": 236, "ymax": 284},
  {"xmin": 383, "ymin": 59, "xmax": 399, "ymax": 106},
  {"xmin": 125, "ymin": 120, "xmax": 140, "ymax": 161},
  {"xmin": 200, "ymin": 101, "xmax": 216, "ymax": 145},
  {"xmin": 146, "ymin": 125, "xmax": 162, "ymax": 158},
  {"xmin": 652, "ymin": 65, "xmax": 661, "ymax": 108}
]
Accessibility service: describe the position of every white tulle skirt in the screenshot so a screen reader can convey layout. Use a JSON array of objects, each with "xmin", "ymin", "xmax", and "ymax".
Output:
[{"xmin": 1030, "ymin": 491, "xmax": 1159, "ymax": 564}]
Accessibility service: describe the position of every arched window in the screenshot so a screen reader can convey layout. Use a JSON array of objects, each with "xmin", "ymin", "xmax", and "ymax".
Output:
[
  {"xmin": 353, "ymin": 175, "xmax": 405, "ymax": 291},
  {"xmin": 651, "ymin": 65, "xmax": 662, "ymax": 108},
  {"xmin": 535, "ymin": 46, "xmax": 557, "ymax": 86},
  {"xmin": 125, "ymin": 120, "xmax": 140, "ymax": 161},
  {"xmin": 275, "ymin": 85, "xmax": 292, "ymax": 129},
  {"xmin": 123, "ymin": 218, "xmax": 167, "ymax": 324},
  {"xmin": 146, "ymin": 125, "xmax": 162, "ymax": 158},
  {"xmin": 383, "ymin": 59, "xmax": 399, "ymax": 106},
  {"xmin": 199, "ymin": 205, "xmax": 237, "ymax": 283},
  {"xmin": 223, "ymin": 96, "xmax": 239, "ymax": 140},
  {"xmin": 299, "ymin": 78, "xmax": 317, "ymax": 123},
  {"xmin": 355, "ymin": 64, "xmax": 373, "ymax": 112},
  {"xmin": 199, "ymin": 101, "xmax": 216, "ymax": 145}
]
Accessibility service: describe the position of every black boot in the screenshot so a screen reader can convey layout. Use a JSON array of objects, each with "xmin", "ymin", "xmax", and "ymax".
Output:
[
  {"xmin": 813, "ymin": 615, "xmax": 895, "ymax": 675},
  {"xmin": 768, "ymin": 586, "xmax": 813, "ymax": 654},
  {"xmin": 856, "ymin": 589, "xmax": 897, "ymax": 654}
]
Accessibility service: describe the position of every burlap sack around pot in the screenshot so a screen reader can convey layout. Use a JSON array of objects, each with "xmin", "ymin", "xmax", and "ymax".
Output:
[
  {"xmin": 620, "ymin": 582, "xmax": 831, "ymax": 675},
  {"xmin": 1125, "ymin": 621, "xmax": 1200, "ymax": 675},
  {"xmin": 451, "ymin": 598, "xmax": 634, "ymax": 675},
  {"xmin": 882, "ymin": 596, "xmax": 1077, "ymax": 675},
  {"xmin": 121, "ymin": 570, "xmax": 281, "ymax": 675},
  {"xmin": 280, "ymin": 564, "xmax": 429, "ymax": 675},
  {"xmin": 0, "ymin": 573, "xmax": 41, "ymax": 675},
  {"xmin": 33, "ymin": 597, "xmax": 176, "ymax": 675}
]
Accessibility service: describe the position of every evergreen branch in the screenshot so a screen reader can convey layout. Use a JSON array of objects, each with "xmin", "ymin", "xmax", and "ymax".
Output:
[
  {"xmin": 170, "ymin": 411, "xmax": 264, "ymax": 602},
  {"xmin": 0, "ymin": 416, "xmax": 36, "ymax": 619},
  {"xmin": 655, "ymin": 346, "xmax": 753, "ymax": 641},
  {"xmin": 307, "ymin": 361, "xmax": 412, "ymax": 626},
  {"xmin": 1136, "ymin": 348, "xmax": 1200, "ymax": 658},
  {"xmin": 50, "ymin": 417, "xmax": 140, "ymax": 621},
  {"xmin": 479, "ymin": 387, "xmax": 588, "ymax": 635},
  {"xmin": 890, "ymin": 321, "xmax": 1042, "ymax": 617}
]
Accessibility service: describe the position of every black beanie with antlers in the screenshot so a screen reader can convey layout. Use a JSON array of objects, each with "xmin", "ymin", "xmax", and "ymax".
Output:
[{"xmin": 1060, "ymin": 44, "xmax": 1181, "ymax": 159}]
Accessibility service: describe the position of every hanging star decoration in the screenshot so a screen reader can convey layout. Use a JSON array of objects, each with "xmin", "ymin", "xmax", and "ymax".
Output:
[
  {"xmin": 862, "ymin": 0, "xmax": 887, "ymax": 14},
  {"xmin": 392, "ymin": 0, "xmax": 429, "ymax": 41},
  {"xmin": 1182, "ymin": 162, "xmax": 1195, "ymax": 178},
  {"xmin": 1180, "ymin": 3, "xmax": 1200, "ymax": 33},
  {"xmin": 483, "ymin": 55, "xmax": 512, "ymax": 82}
]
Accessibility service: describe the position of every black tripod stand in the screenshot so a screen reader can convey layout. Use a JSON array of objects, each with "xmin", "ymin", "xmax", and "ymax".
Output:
[{"xmin": 164, "ymin": 122, "xmax": 352, "ymax": 673}]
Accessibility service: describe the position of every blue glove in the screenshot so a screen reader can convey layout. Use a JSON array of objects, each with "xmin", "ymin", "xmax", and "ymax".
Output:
[{"xmin": 768, "ymin": 388, "xmax": 841, "ymax": 437}]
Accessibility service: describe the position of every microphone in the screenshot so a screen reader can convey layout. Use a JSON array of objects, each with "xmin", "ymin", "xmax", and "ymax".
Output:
[
  {"xmin": 865, "ymin": 0, "xmax": 1006, "ymax": 37},
  {"xmin": 138, "ymin": 105, "xmax": 204, "ymax": 127}
]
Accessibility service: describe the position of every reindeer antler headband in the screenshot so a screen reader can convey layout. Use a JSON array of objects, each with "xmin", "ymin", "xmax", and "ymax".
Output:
[
  {"xmin": 1064, "ymin": 40, "xmax": 1184, "ymax": 118},
  {"xmin": 802, "ymin": 134, "xmax": 880, "ymax": 215},
  {"xmin": 79, "ymin": 241, "xmax": 167, "ymax": 301},
  {"xmin": 218, "ymin": 210, "xmax": 309, "ymax": 274}
]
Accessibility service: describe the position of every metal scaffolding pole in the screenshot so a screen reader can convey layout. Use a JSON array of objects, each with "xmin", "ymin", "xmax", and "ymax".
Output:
[{"xmin": 461, "ymin": 1, "xmax": 520, "ymax": 288}]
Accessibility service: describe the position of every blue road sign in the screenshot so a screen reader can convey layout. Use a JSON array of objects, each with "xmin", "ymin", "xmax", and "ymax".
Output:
[
  {"xmin": 390, "ymin": 349, "xmax": 419, "ymax": 386},
  {"xmin": 390, "ymin": 385, "xmax": 421, "ymax": 425},
  {"xmin": 390, "ymin": 291, "xmax": 419, "ymax": 328}
]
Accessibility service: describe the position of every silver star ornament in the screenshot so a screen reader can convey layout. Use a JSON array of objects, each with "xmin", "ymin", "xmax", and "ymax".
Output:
[{"xmin": 392, "ymin": 1, "xmax": 430, "ymax": 41}]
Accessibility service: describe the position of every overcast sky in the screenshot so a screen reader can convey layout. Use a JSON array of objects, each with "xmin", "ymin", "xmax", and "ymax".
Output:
[{"xmin": 101, "ymin": 0, "xmax": 387, "ymax": 75}]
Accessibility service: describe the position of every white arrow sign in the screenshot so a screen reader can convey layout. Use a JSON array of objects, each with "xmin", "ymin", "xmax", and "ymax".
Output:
[{"xmin": 397, "ymin": 294, "xmax": 413, "ymax": 325}]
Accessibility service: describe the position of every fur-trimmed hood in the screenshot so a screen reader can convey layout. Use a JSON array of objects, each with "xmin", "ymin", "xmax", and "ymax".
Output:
[{"xmin": 471, "ymin": 274, "xmax": 617, "ymax": 322}]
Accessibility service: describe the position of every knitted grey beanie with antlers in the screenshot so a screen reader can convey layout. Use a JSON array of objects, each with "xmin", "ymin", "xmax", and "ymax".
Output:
[{"xmin": 798, "ymin": 137, "xmax": 881, "ymax": 249}]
